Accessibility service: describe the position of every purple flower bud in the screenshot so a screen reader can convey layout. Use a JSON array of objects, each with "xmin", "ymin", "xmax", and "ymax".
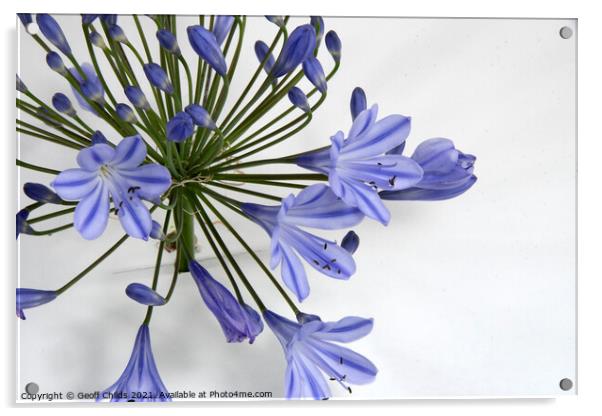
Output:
[
  {"xmin": 325, "ymin": 30, "xmax": 342, "ymax": 63},
  {"xmin": 16, "ymin": 75, "xmax": 27, "ymax": 93},
  {"xmin": 88, "ymin": 30, "xmax": 107, "ymax": 50},
  {"xmin": 52, "ymin": 92, "xmax": 76, "ymax": 117},
  {"xmin": 16, "ymin": 209, "xmax": 33, "ymax": 239},
  {"xmin": 46, "ymin": 51, "xmax": 68, "ymax": 75},
  {"xmin": 81, "ymin": 14, "xmax": 100, "ymax": 25},
  {"xmin": 310, "ymin": 16, "xmax": 325, "ymax": 46},
  {"xmin": 36, "ymin": 14, "xmax": 72, "ymax": 56},
  {"xmin": 17, "ymin": 14, "xmax": 33, "ymax": 27},
  {"xmin": 143, "ymin": 63, "xmax": 174, "ymax": 94},
  {"xmin": 124, "ymin": 85, "xmax": 150, "ymax": 109},
  {"xmin": 341, "ymin": 230, "xmax": 360, "ymax": 254},
  {"xmin": 17, "ymin": 288, "xmax": 57, "ymax": 319},
  {"xmin": 254, "ymin": 40, "xmax": 275, "ymax": 74},
  {"xmin": 350, "ymin": 87, "xmax": 367, "ymax": 121},
  {"xmin": 265, "ymin": 16, "xmax": 285, "ymax": 28},
  {"xmin": 81, "ymin": 78, "xmax": 105, "ymax": 104},
  {"xmin": 302, "ymin": 57, "xmax": 327, "ymax": 94},
  {"xmin": 126, "ymin": 283, "xmax": 166, "ymax": 306},
  {"xmin": 100, "ymin": 15, "xmax": 117, "ymax": 26},
  {"xmin": 166, "ymin": 112, "xmax": 194, "ymax": 142},
  {"xmin": 23, "ymin": 182, "xmax": 64, "ymax": 204},
  {"xmin": 116, "ymin": 103, "xmax": 137, "ymax": 123},
  {"xmin": 91, "ymin": 130, "xmax": 109, "ymax": 145},
  {"xmin": 271, "ymin": 24, "xmax": 316, "ymax": 78},
  {"xmin": 287, "ymin": 87, "xmax": 310, "ymax": 113},
  {"xmin": 156, "ymin": 29, "xmax": 181, "ymax": 55},
  {"xmin": 187, "ymin": 25, "xmax": 228, "ymax": 77},
  {"xmin": 150, "ymin": 220, "xmax": 165, "ymax": 241},
  {"xmin": 184, "ymin": 104, "xmax": 216, "ymax": 130},
  {"xmin": 108, "ymin": 24, "xmax": 128, "ymax": 43},
  {"xmin": 213, "ymin": 15, "xmax": 235, "ymax": 46}
]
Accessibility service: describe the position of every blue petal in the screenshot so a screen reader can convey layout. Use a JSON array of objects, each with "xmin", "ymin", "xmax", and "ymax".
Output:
[
  {"xmin": 110, "ymin": 135, "xmax": 147, "ymax": 169},
  {"xmin": 329, "ymin": 171, "xmax": 390, "ymax": 225},
  {"xmin": 343, "ymin": 114, "xmax": 411, "ymax": 159},
  {"xmin": 263, "ymin": 310, "xmax": 300, "ymax": 348},
  {"xmin": 315, "ymin": 317, "xmax": 373, "ymax": 343},
  {"xmin": 337, "ymin": 155, "xmax": 423, "ymax": 191},
  {"xmin": 380, "ymin": 175, "xmax": 477, "ymax": 201},
  {"xmin": 347, "ymin": 104, "xmax": 378, "ymax": 141},
  {"xmin": 213, "ymin": 15, "xmax": 235, "ymax": 45},
  {"xmin": 341, "ymin": 231, "xmax": 360, "ymax": 254},
  {"xmin": 350, "ymin": 87, "xmax": 367, "ymax": 121},
  {"xmin": 285, "ymin": 354, "xmax": 331, "ymax": 399},
  {"xmin": 52, "ymin": 168, "xmax": 100, "ymax": 200},
  {"xmin": 271, "ymin": 24, "xmax": 316, "ymax": 78},
  {"xmin": 187, "ymin": 25, "xmax": 228, "ymax": 76},
  {"xmin": 76, "ymin": 144, "xmax": 115, "ymax": 171},
  {"xmin": 306, "ymin": 339, "xmax": 378, "ymax": 385},
  {"xmin": 279, "ymin": 242, "xmax": 310, "ymax": 302},
  {"xmin": 412, "ymin": 138, "xmax": 458, "ymax": 173},
  {"xmin": 302, "ymin": 57, "xmax": 327, "ymax": 93},
  {"xmin": 118, "ymin": 164, "xmax": 172, "ymax": 201},
  {"xmin": 74, "ymin": 181, "xmax": 110, "ymax": 239},
  {"xmin": 115, "ymin": 196, "xmax": 153, "ymax": 240}
]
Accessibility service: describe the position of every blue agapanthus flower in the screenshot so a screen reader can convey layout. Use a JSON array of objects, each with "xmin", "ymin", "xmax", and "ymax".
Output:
[
  {"xmin": 16, "ymin": 288, "xmax": 57, "ymax": 320},
  {"xmin": 98, "ymin": 324, "xmax": 171, "ymax": 402},
  {"xmin": 297, "ymin": 104, "xmax": 424, "ymax": 225},
  {"xmin": 241, "ymin": 184, "xmax": 364, "ymax": 301},
  {"xmin": 189, "ymin": 260, "xmax": 263, "ymax": 343},
  {"xmin": 51, "ymin": 135, "xmax": 171, "ymax": 240},
  {"xmin": 187, "ymin": 25, "xmax": 228, "ymax": 77},
  {"xmin": 264, "ymin": 310, "xmax": 377, "ymax": 399}
]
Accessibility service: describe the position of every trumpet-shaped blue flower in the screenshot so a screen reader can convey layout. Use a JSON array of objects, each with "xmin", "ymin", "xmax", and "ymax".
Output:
[
  {"xmin": 341, "ymin": 230, "xmax": 359, "ymax": 254},
  {"xmin": 241, "ymin": 184, "xmax": 364, "ymax": 301},
  {"xmin": 46, "ymin": 52, "xmax": 67, "ymax": 75},
  {"xmin": 24, "ymin": 182, "xmax": 63, "ymax": 204},
  {"xmin": 350, "ymin": 87, "xmax": 366, "ymax": 121},
  {"xmin": 166, "ymin": 112, "xmax": 194, "ymax": 142},
  {"xmin": 126, "ymin": 283, "xmax": 166, "ymax": 306},
  {"xmin": 189, "ymin": 260, "xmax": 263, "ymax": 343},
  {"xmin": 264, "ymin": 310, "xmax": 377, "ymax": 399},
  {"xmin": 156, "ymin": 29, "xmax": 180, "ymax": 55},
  {"xmin": 184, "ymin": 104, "xmax": 216, "ymax": 130},
  {"xmin": 98, "ymin": 324, "xmax": 171, "ymax": 402},
  {"xmin": 51, "ymin": 135, "xmax": 171, "ymax": 240},
  {"xmin": 380, "ymin": 138, "xmax": 477, "ymax": 201},
  {"xmin": 288, "ymin": 87, "xmax": 310, "ymax": 113},
  {"xmin": 325, "ymin": 31, "xmax": 342, "ymax": 63},
  {"xmin": 52, "ymin": 93, "xmax": 76, "ymax": 117},
  {"xmin": 36, "ymin": 14, "xmax": 72, "ymax": 56},
  {"xmin": 16, "ymin": 209, "xmax": 33, "ymax": 239},
  {"xmin": 213, "ymin": 16, "xmax": 235, "ymax": 46},
  {"xmin": 296, "ymin": 105, "xmax": 423, "ymax": 225},
  {"xmin": 271, "ymin": 24, "xmax": 316, "ymax": 78},
  {"xmin": 302, "ymin": 57, "xmax": 327, "ymax": 94},
  {"xmin": 254, "ymin": 40, "xmax": 275, "ymax": 75},
  {"xmin": 187, "ymin": 25, "xmax": 228, "ymax": 77},
  {"xmin": 116, "ymin": 103, "xmax": 137, "ymax": 124},
  {"xmin": 69, "ymin": 63, "xmax": 105, "ymax": 113},
  {"xmin": 16, "ymin": 288, "xmax": 57, "ymax": 320},
  {"xmin": 143, "ymin": 63, "xmax": 173, "ymax": 94},
  {"xmin": 124, "ymin": 85, "xmax": 150, "ymax": 110}
]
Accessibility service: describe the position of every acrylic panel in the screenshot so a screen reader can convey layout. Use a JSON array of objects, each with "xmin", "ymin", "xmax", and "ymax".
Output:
[{"xmin": 16, "ymin": 14, "xmax": 576, "ymax": 402}]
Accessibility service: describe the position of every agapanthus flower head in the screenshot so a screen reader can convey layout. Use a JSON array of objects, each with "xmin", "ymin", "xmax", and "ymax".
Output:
[
  {"xmin": 302, "ymin": 57, "xmax": 327, "ymax": 94},
  {"xmin": 341, "ymin": 230, "xmax": 360, "ymax": 254},
  {"xmin": 126, "ymin": 283, "xmax": 166, "ymax": 306},
  {"xmin": 254, "ymin": 40, "xmax": 275, "ymax": 75},
  {"xmin": 24, "ymin": 182, "xmax": 63, "ymax": 204},
  {"xmin": 287, "ymin": 87, "xmax": 310, "ymax": 113},
  {"xmin": 88, "ymin": 30, "xmax": 107, "ymax": 50},
  {"xmin": 184, "ymin": 104, "xmax": 216, "ymax": 130},
  {"xmin": 380, "ymin": 138, "xmax": 477, "ymax": 201},
  {"xmin": 264, "ymin": 310, "xmax": 377, "ymax": 399},
  {"xmin": 124, "ymin": 85, "xmax": 150, "ymax": 110},
  {"xmin": 116, "ymin": 103, "xmax": 137, "ymax": 124},
  {"xmin": 156, "ymin": 29, "xmax": 181, "ymax": 55},
  {"xmin": 17, "ymin": 13, "xmax": 33, "ymax": 27},
  {"xmin": 69, "ymin": 63, "xmax": 105, "ymax": 112},
  {"xmin": 143, "ymin": 63, "xmax": 174, "ymax": 94},
  {"xmin": 16, "ymin": 209, "xmax": 33, "ymax": 239},
  {"xmin": 350, "ymin": 87, "xmax": 367, "ymax": 121},
  {"xmin": 296, "ymin": 104, "xmax": 424, "ymax": 225},
  {"xmin": 98, "ymin": 324, "xmax": 170, "ymax": 402},
  {"xmin": 325, "ymin": 30, "xmax": 342, "ymax": 63},
  {"xmin": 166, "ymin": 112, "xmax": 194, "ymax": 142},
  {"xmin": 189, "ymin": 260, "xmax": 264, "ymax": 343},
  {"xmin": 242, "ymin": 184, "xmax": 364, "ymax": 301},
  {"xmin": 310, "ymin": 16, "xmax": 325, "ymax": 46},
  {"xmin": 16, "ymin": 288, "xmax": 57, "ymax": 320},
  {"xmin": 187, "ymin": 25, "xmax": 228, "ymax": 77},
  {"xmin": 46, "ymin": 51, "xmax": 68, "ymax": 75},
  {"xmin": 91, "ymin": 130, "xmax": 109, "ymax": 145},
  {"xmin": 81, "ymin": 14, "xmax": 100, "ymax": 25},
  {"xmin": 16, "ymin": 74, "xmax": 27, "ymax": 93},
  {"xmin": 51, "ymin": 135, "xmax": 172, "ymax": 240},
  {"xmin": 36, "ymin": 14, "xmax": 72, "ymax": 56},
  {"xmin": 51, "ymin": 92, "xmax": 76, "ymax": 117},
  {"xmin": 271, "ymin": 24, "xmax": 316, "ymax": 78},
  {"xmin": 213, "ymin": 15, "xmax": 235, "ymax": 46}
]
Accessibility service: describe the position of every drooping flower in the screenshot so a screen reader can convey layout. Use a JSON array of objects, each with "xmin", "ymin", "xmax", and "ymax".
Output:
[
  {"xmin": 380, "ymin": 138, "xmax": 477, "ymax": 201},
  {"xmin": 350, "ymin": 87, "xmax": 366, "ymax": 121},
  {"xmin": 288, "ymin": 87, "xmax": 310, "ymax": 113},
  {"xmin": 51, "ymin": 93, "xmax": 76, "ymax": 117},
  {"xmin": 16, "ymin": 288, "xmax": 57, "ymax": 320},
  {"xmin": 213, "ymin": 15, "xmax": 235, "ymax": 46},
  {"xmin": 116, "ymin": 103, "xmax": 137, "ymax": 124},
  {"xmin": 16, "ymin": 209, "xmax": 33, "ymax": 239},
  {"xmin": 156, "ymin": 29, "xmax": 180, "ymax": 56},
  {"xmin": 241, "ymin": 184, "xmax": 364, "ymax": 301},
  {"xmin": 184, "ymin": 104, "xmax": 216, "ymax": 130},
  {"xmin": 254, "ymin": 40, "xmax": 275, "ymax": 75},
  {"xmin": 51, "ymin": 135, "xmax": 172, "ymax": 240},
  {"xmin": 97, "ymin": 324, "xmax": 171, "ymax": 402},
  {"xmin": 302, "ymin": 57, "xmax": 327, "ymax": 94},
  {"xmin": 187, "ymin": 25, "xmax": 228, "ymax": 77},
  {"xmin": 264, "ymin": 310, "xmax": 377, "ymax": 400},
  {"xmin": 189, "ymin": 260, "xmax": 263, "ymax": 343},
  {"xmin": 124, "ymin": 85, "xmax": 150, "ymax": 110},
  {"xmin": 271, "ymin": 24, "xmax": 316, "ymax": 78},
  {"xmin": 69, "ymin": 63, "xmax": 105, "ymax": 112},
  {"xmin": 126, "ymin": 283, "xmax": 166, "ymax": 306},
  {"xmin": 46, "ymin": 52, "xmax": 67, "ymax": 76},
  {"xmin": 23, "ymin": 182, "xmax": 63, "ymax": 204},
  {"xmin": 341, "ymin": 230, "xmax": 359, "ymax": 254},
  {"xmin": 325, "ymin": 31, "xmax": 342, "ymax": 63},
  {"xmin": 166, "ymin": 112, "xmax": 194, "ymax": 142},
  {"xmin": 36, "ymin": 14, "xmax": 72, "ymax": 56},
  {"xmin": 296, "ymin": 104, "xmax": 424, "ymax": 225},
  {"xmin": 143, "ymin": 63, "xmax": 173, "ymax": 94}
]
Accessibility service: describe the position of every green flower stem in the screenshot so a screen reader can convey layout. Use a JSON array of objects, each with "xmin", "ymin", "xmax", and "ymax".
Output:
[
  {"xmin": 143, "ymin": 210, "xmax": 172, "ymax": 325},
  {"xmin": 133, "ymin": 15, "xmax": 153, "ymax": 63},
  {"xmin": 30, "ymin": 222, "xmax": 74, "ymax": 236},
  {"xmin": 178, "ymin": 56, "xmax": 193, "ymax": 104},
  {"xmin": 28, "ymin": 207, "xmax": 76, "ymax": 224},
  {"xmin": 199, "ymin": 192, "xmax": 300, "ymax": 315},
  {"xmin": 174, "ymin": 193, "xmax": 195, "ymax": 272},
  {"xmin": 215, "ymin": 173, "xmax": 327, "ymax": 182},
  {"xmin": 73, "ymin": 115, "xmax": 96, "ymax": 135},
  {"xmin": 16, "ymin": 104, "xmax": 90, "ymax": 147},
  {"xmin": 163, "ymin": 248, "xmax": 181, "ymax": 303},
  {"xmin": 206, "ymin": 181, "xmax": 283, "ymax": 202},
  {"xmin": 17, "ymin": 127, "xmax": 83, "ymax": 151},
  {"xmin": 23, "ymin": 202, "xmax": 44, "ymax": 212},
  {"xmin": 20, "ymin": 94, "xmax": 90, "ymax": 138},
  {"xmin": 226, "ymin": 179, "xmax": 306, "ymax": 190},
  {"xmin": 31, "ymin": 34, "xmax": 51, "ymax": 52},
  {"xmin": 16, "ymin": 159, "xmax": 60, "ymax": 175}
]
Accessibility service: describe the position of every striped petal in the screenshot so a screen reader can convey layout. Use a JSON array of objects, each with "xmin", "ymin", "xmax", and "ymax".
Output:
[
  {"xmin": 329, "ymin": 171, "xmax": 390, "ymax": 225},
  {"xmin": 76, "ymin": 144, "xmax": 115, "ymax": 171},
  {"xmin": 116, "ymin": 196, "xmax": 152, "ymax": 240},
  {"xmin": 119, "ymin": 164, "xmax": 171, "ymax": 200},
  {"xmin": 307, "ymin": 339, "xmax": 377, "ymax": 385},
  {"xmin": 337, "ymin": 155, "xmax": 423, "ymax": 191},
  {"xmin": 285, "ymin": 354, "xmax": 331, "ymax": 399},
  {"xmin": 342, "ymin": 114, "xmax": 411, "ymax": 159},
  {"xmin": 314, "ymin": 317, "xmax": 373, "ymax": 343},
  {"xmin": 279, "ymin": 242, "xmax": 310, "ymax": 302},
  {"xmin": 74, "ymin": 181, "xmax": 110, "ymax": 240},
  {"xmin": 110, "ymin": 135, "xmax": 147, "ymax": 169},
  {"xmin": 52, "ymin": 168, "xmax": 100, "ymax": 200}
]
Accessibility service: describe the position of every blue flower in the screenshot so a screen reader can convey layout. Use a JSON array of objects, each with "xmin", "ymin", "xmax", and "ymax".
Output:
[
  {"xmin": 187, "ymin": 25, "xmax": 228, "ymax": 77},
  {"xmin": 16, "ymin": 209, "xmax": 33, "ymax": 239},
  {"xmin": 166, "ymin": 112, "xmax": 194, "ymax": 142},
  {"xmin": 302, "ymin": 57, "xmax": 327, "ymax": 94},
  {"xmin": 91, "ymin": 130, "xmax": 109, "ymax": 145},
  {"xmin": 241, "ymin": 184, "xmax": 364, "ymax": 301},
  {"xmin": 51, "ymin": 135, "xmax": 172, "ymax": 240},
  {"xmin": 36, "ymin": 14, "xmax": 72, "ymax": 56},
  {"xmin": 17, "ymin": 13, "xmax": 33, "ymax": 27},
  {"xmin": 325, "ymin": 31, "xmax": 342, "ymax": 63},
  {"xmin": 126, "ymin": 283, "xmax": 166, "ymax": 306},
  {"xmin": 254, "ymin": 40, "xmax": 275, "ymax": 75},
  {"xmin": 51, "ymin": 93, "xmax": 76, "ymax": 117},
  {"xmin": 380, "ymin": 138, "xmax": 477, "ymax": 201},
  {"xmin": 288, "ymin": 87, "xmax": 310, "ymax": 113},
  {"xmin": 264, "ymin": 310, "xmax": 377, "ymax": 399},
  {"xmin": 213, "ymin": 16, "xmax": 235, "ymax": 46},
  {"xmin": 116, "ymin": 103, "xmax": 137, "ymax": 124},
  {"xmin": 189, "ymin": 260, "xmax": 263, "ymax": 343},
  {"xmin": 81, "ymin": 14, "xmax": 100, "ymax": 25},
  {"xmin": 271, "ymin": 24, "xmax": 316, "ymax": 78},
  {"xmin": 156, "ymin": 29, "xmax": 180, "ymax": 55},
  {"xmin": 69, "ymin": 63, "xmax": 105, "ymax": 112},
  {"xmin": 296, "ymin": 105, "xmax": 423, "ymax": 225},
  {"xmin": 265, "ymin": 16, "xmax": 285, "ymax": 28},
  {"xmin": 143, "ymin": 63, "xmax": 173, "ymax": 94},
  {"xmin": 46, "ymin": 51, "xmax": 67, "ymax": 75},
  {"xmin": 350, "ymin": 87, "xmax": 366, "ymax": 121},
  {"xmin": 184, "ymin": 104, "xmax": 216, "ymax": 130},
  {"xmin": 98, "ymin": 324, "xmax": 171, "ymax": 402},
  {"xmin": 341, "ymin": 231, "xmax": 359, "ymax": 254},
  {"xmin": 124, "ymin": 86, "xmax": 150, "ymax": 110},
  {"xmin": 16, "ymin": 75, "xmax": 27, "ymax": 93},
  {"xmin": 108, "ymin": 25, "xmax": 128, "ymax": 43},
  {"xmin": 16, "ymin": 288, "xmax": 57, "ymax": 320},
  {"xmin": 24, "ymin": 182, "xmax": 63, "ymax": 204}
]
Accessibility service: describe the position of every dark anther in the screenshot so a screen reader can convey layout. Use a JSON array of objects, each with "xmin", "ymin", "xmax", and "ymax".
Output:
[
  {"xmin": 339, "ymin": 357, "xmax": 343, "ymax": 365},
  {"xmin": 313, "ymin": 260, "xmax": 320, "ymax": 266},
  {"xmin": 114, "ymin": 209, "xmax": 119, "ymax": 215},
  {"xmin": 128, "ymin": 186, "xmax": 141, "ymax": 194},
  {"xmin": 347, "ymin": 387, "xmax": 352, "ymax": 394},
  {"xmin": 341, "ymin": 375, "xmax": 347, "ymax": 381},
  {"xmin": 331, "ymin": 259, "xmax": 337, "ymax": 263},
  {"xmin": 377, "ymin": 162, "xmax": 382, "ymax": 166},
  {"xmin": 329, "ymin": 377, "xmax": 336, "ymax": 381},
  {"xmin": 321, "ymin": 397, "xmax": 329, "ymax": 401},
  {"xmin": 389, "ymin": 176, "xmax": 397, "ymax": 187},
  {"xmin": 337, "ymin": 269, "xmax": 341, "ymax": 274},
  {"xmin": 119, "ymin": 201, "xmax": 124, "ymax": 207},
  {"xmin": 322, "ymin": 264, "xmax": 331, "ymax": 271},
  {"xmin": 323, "ymin": 243, "xmax": 328, "ymax": 250}
]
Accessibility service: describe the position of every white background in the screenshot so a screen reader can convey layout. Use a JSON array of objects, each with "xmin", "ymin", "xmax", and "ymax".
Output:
[{"xmin": 1, "ymin": 0, "xmax": 596, "ymax": 412}]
